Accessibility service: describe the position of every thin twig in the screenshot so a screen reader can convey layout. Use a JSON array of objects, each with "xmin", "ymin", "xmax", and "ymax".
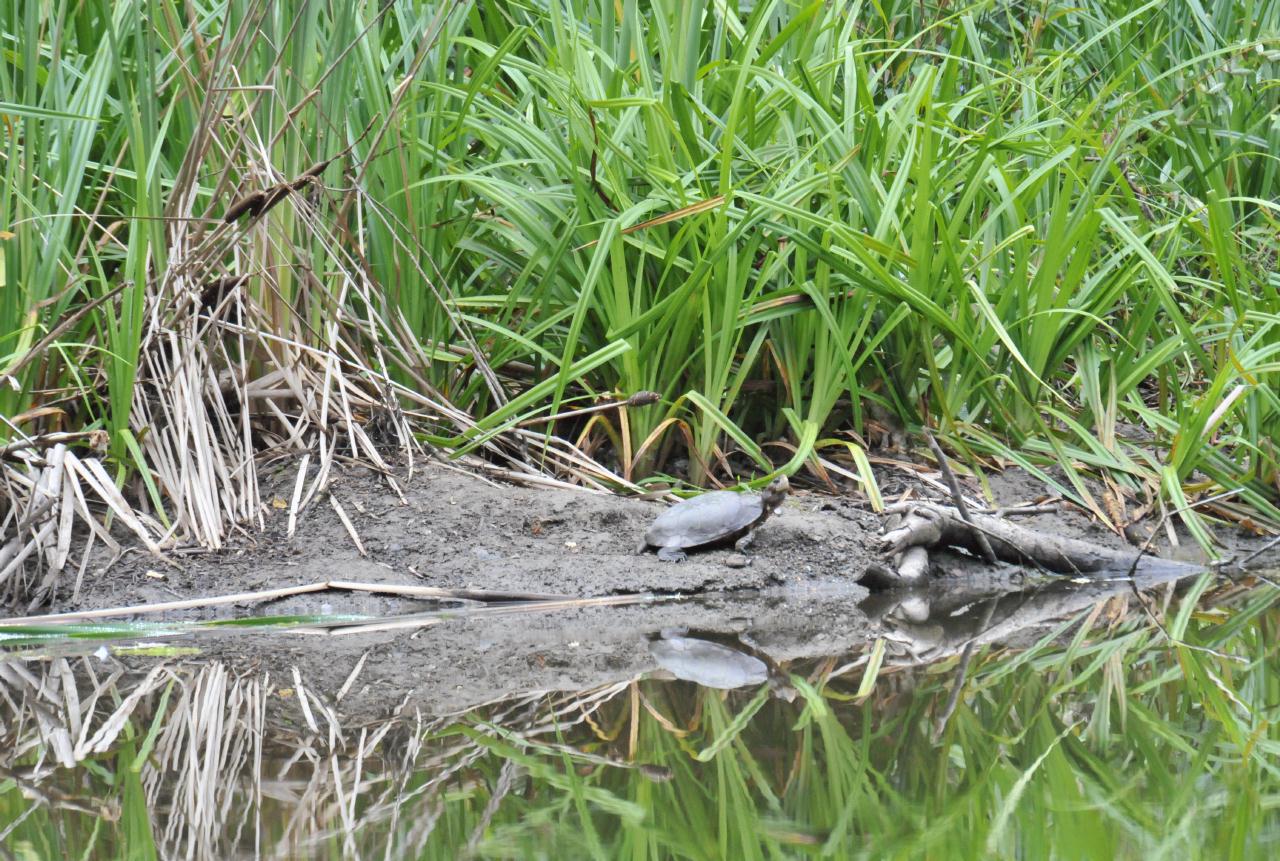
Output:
[
  {"xmin": 989, "ymin": 504, "xmax": 1061, "ymax": 517},
  {"xmin": 0, "ymin": 580, "xmax": 579, "ymax": 626},
  {"xmin": 328, "ymin": 494, "xmax": 366, "ymax": 556},
  {"xmin": 1, "ymin": 283, "xmax": 129, "ymax": 380},
  {"xmin": 325, "ymin": 580, "xmax": 566, "ymax": 602},
  {"xmin": 924, "ymin": 429, "xmax": 997, "ymax": 564},
  {"xmin": 0, "ymin": 582, "xmax": 332, "ymax": 625},
  {"xmin": 1236, "ymin": 532, "xmax": 1280, "ymax": 569},
  {"xmin": 0, "ymin": 431, "xmax": 108, "ymax": 461},
  {"xmin": 1121, "ymin": 487, "xmax": 1249, "ymax": 657},
  {"xmin": 516, "ymin": 391, "xmax": 660, "ymax": 427},
  {"xmin": 1123, "ymin": 487, "xmax": 1242, "ymax": 580}
]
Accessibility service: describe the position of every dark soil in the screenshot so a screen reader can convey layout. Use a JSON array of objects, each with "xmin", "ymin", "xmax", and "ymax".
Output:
[
  {"xmin": 69, "ymin": 459, "xmax": 885, "ymax": 614},
  {"xmin": 52, "ymin": 453, "xmax": 1262, "ymax": 629}
]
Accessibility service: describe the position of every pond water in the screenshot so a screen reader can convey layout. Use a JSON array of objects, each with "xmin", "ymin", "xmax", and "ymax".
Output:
[{"xmin": 3, "ymin": 570, "xmax": 1280, "ymax": 859}]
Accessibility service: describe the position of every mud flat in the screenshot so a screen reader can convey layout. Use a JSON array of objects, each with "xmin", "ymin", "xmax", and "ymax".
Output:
[
  {"xmin": 16, "ymin": 458, "xmax": 1257, "ymax": 720},
  {"xmin": 63, "ymin": 461, "xmax": 889, "ymax": 614},
  {"xmin": 45, "ymin": 455, "xmax": 1258, "ymax": 621}
]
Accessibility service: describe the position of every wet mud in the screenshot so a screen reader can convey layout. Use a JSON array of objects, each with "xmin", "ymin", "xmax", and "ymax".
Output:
[
  {"xmin": 13, "ymin": 458, "xmax": 1274, "ymax": 721},
  {"xmin": 64, "ymin": 460, "xmax": 885, "ymax": 613}
]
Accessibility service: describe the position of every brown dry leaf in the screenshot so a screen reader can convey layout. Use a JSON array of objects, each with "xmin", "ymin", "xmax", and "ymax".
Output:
[
  {"xmin": 1236, "ymin": 517, "xmax": 1267, "ymax": 536},
  {"xmin": 8, "ymin": 406, "xmax": 66, "ymax": 428}
]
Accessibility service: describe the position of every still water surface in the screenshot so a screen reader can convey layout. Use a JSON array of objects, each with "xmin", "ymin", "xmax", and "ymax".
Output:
[{"xmin": 2, "ymin": 570, "xmax": 1279, "ymax": 859}]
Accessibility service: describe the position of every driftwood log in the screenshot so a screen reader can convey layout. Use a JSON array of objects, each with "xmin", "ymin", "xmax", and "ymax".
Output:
[{"xmin": 878, "ymin": 502, "xmax": 1197, "ymax": 578}]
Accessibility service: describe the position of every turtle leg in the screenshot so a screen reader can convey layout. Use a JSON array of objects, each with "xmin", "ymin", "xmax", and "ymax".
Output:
[
  {"xmin": 635, "ymin": 539, "xmax": 651, "ymax": 556},
  {"xmin": 657, "ymin": 545, "xmax": 688, "ymax": 563},
  {"xmin": 734, "ymin": 530, "xmax": 757, "ymax": 553}
]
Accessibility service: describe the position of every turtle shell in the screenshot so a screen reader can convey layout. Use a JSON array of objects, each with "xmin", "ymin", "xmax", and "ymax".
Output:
[
  {"xmin": 644, "ymin": 490, "xmax": 765, "ymax": 551},
  {"xmin": 648, "ymin": 636, "xmax": 768, "ymax": 689}
]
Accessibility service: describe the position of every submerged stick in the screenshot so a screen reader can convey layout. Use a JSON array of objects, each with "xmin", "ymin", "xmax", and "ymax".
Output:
[
  {"xmin": 0, "ymin": 582, "xmax": 332, "ymax": 626},
  {"xmin": 932, "ymin": 597, "xmax": 998, "ymax": 742},
  {"xmin": 1238, "ymin": 533, "xmax": 1280, "ymax": 569},
  {"xmin": 0, "ymin": 580, "xmax": 572, "ymax": 626}
]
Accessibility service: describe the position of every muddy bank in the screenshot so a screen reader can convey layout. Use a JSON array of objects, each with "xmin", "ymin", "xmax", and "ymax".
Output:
[
  {"xmin": 68, "ymin": 460, "xmax": 888, "ymax": 613},
  {"xmin": 65, "ymin": 454, "xmax": 1228, "ymax": 616},
  {"xmin": 28, "ymin": 452, "xmax": 1273, "ymax": 637},
  {"xmin": 18, "ymin": 455, "xmax": 1213, "ymax": 719},
  {"xmin": 2, "ymin": 457, "xmax": 1271, "ymax": 861}
]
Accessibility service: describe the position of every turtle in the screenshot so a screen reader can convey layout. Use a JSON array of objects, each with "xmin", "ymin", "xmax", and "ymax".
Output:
[
  {"xmin": 636, "ymin": 475, "xmax": 790, "ymax": 562},
  {"xmin": 649, "ymin": 634, "xmax": 768, "ymax": 689}
]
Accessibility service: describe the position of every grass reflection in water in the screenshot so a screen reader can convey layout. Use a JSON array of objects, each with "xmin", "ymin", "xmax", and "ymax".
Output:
[{"xmin": 2, "ymin": 575, "xmax": 1279, "ymax": 859}]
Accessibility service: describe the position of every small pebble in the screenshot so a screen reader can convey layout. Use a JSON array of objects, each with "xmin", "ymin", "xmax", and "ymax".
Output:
[{"xmin": 724, "ymin": 554, "xmax": 752, "ymax": 569}]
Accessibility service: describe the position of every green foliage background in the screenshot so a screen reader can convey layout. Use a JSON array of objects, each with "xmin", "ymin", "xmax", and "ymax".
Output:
[{"xmin": 2, "ymin": 0, "xmax": 1279, "ymax": 542}]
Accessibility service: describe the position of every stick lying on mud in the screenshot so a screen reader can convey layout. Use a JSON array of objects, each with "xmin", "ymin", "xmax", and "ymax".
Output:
[
  {"xmin": 880, "ymin": 502, "xmax": 1196, "ymax": 575},
  {"xmin": 923, "ymin": 429, "xmax": 996, "ymax": 565},
  {"xmin": 0, "ymin": 580, "xmax": 571, "ymax": 626}
]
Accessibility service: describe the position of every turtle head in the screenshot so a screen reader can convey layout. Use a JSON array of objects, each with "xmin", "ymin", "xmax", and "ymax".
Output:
[{"xmin": 761, "ymin": 475, "xmax": 790, "ymax": 512}]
